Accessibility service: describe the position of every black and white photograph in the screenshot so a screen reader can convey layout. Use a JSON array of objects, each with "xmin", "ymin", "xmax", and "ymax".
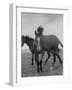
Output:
[{"xmin": 21, "ymin": 12, "xmax": 63, "ymax": 77}]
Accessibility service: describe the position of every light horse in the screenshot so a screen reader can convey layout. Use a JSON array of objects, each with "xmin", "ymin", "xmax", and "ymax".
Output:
[{"xmin": 35, "ymin": 26, "xmax": 63, "ymax": 72}]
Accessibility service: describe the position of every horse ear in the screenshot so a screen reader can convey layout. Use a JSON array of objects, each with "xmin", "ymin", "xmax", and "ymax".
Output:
[
  {"xmin": 22, "ymin": 35, "xmax": 24, "ymax": 39},
  {"xmin": 23, "ymin": 35, "xmax": 25, "ymax": 38},
  {"xmin": 23, "ymin": 35, "xmax": 24, "ymax": 37}
]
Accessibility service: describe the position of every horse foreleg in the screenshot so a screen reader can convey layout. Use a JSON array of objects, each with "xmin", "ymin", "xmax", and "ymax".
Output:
[
  {"xmin": 39, "ymin": 52, "xmax": 44, "ymax": 72},
  {"xmin": 45, "ymin": 51, "xmax": 51, "ymax": 63},
  {"xmin": 31, "ymin": 54, "xmax": 34, "ymax": 65},
  {"xmin": 50, "ymin": 51, "xmax": 56, "ymax": 69},
  {"xmin": 37, "ymin": 61, "xmax": 40, "ymax": 72},
  {"xmin": 35, "ymin": 52, "xmax": 40, "ymax": 72}
]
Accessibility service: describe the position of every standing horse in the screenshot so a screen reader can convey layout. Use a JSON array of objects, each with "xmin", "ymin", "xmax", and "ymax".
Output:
[
  {"xmin": 21, "ymin": 35, "xmax": 51, "ymax": 72},
  {"xmin": 35, "ymin": 26, "xmax": 63, "ymax": 72},
  {"xmin": 21, "ymin": 35, "xmax": 41, "ymax": 72},
  {"xmin": 21, "ymin": 35, "xmax": 35, "ymax": 65}
]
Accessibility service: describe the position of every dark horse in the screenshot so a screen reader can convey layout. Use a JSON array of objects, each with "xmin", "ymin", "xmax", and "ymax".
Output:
[
  {"xmin": 35, "ymin": 26, "xmax": 63, "ymax": 72},
  {"xmin": 21, "ymin": 35, "xmax": 41, "ymax": 72},
  {"xmin": 21, "ymin": 35, "xmax": 52, "ymax": 72},
  {"xmin": 21, "ymin": 35, "xmax": 35, "ymax": 65}
]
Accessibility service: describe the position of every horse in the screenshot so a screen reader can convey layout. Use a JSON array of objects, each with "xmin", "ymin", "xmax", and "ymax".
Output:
[
  {"xmin": 21, "ymin": 35, "xmax": 52, "ymax": 72},
  {"xmin": 21, "ymin": 35, "xmax": 42, "ymax": 72},
  {"xmin": 21, "ymin": 35, "xmax": 35, "ymax": 65},
  {"xmin": 35, "ymin": 26, "xmax": 63, "ymax": 72}
]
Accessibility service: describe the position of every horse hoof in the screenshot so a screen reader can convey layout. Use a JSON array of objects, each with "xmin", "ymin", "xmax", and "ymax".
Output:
[{"xmin": 50, "ymin": 66, "xmax": 53, "ymax": 70}]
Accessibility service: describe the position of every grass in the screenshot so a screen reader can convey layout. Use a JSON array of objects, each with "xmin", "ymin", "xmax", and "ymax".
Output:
[{"xmin": 21, "ymin": 50, "xmax": 63, "ymax": 77}]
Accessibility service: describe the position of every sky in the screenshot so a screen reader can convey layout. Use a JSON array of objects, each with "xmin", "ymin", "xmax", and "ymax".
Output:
[{"xmin": 21, "ymin": 12, "xmax": 63, "ymax": 50}]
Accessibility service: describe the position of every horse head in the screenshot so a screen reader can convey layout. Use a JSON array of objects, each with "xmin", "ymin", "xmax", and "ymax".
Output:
[{"xmin": 21, "ymin": 35, "xmax": 26, "ymax": 47}]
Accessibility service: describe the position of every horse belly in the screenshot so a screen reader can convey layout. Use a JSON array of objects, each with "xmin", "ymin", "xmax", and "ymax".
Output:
[
  {"xmin": 42, "ymin": 39, "xmax": 58, "ymax": 50},
  {"xmin": 40, "ymin": 35, "xmax": 59, "ymax": 50}
]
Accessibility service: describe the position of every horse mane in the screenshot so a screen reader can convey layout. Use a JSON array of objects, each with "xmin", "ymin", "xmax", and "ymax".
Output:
[
  {"xmin": 37, "ymin": 26, "xmax": 44, "ymax": 35},
  {"xmin": 25, "ymin": 35, "xmax": 34, "ymax": 41}
]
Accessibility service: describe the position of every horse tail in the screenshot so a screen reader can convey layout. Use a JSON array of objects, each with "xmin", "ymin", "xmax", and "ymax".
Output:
[{"xmin": 59, "ymin": 40, "xmax": 63, "ymax": 48}]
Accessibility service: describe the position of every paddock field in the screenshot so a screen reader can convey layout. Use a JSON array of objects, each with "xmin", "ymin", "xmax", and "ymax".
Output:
[{"xmin": 21, "ymin": 49, "xmax": 63, "ymax": 77}]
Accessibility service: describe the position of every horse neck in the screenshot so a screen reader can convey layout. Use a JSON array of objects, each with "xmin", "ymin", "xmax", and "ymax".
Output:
[{"xmin": 25, "ymin": 38, "xmax": 33, "ymax": 49}]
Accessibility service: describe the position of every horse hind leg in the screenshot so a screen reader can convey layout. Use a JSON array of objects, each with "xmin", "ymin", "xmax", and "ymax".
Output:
[
  {"xmin": 45, "ymin": 51, "xmax": 51, "ymax": 64},
  {"xmin": 50, "ymin": 51, "xmax": 56, "ymax": 69},
  {"xmin": 52, "ymin": 54, "xmax": 56, "ymax": 68},
  {"xmin": 56, "ymin": 53, "xmax": 62, "ymax": 64}
]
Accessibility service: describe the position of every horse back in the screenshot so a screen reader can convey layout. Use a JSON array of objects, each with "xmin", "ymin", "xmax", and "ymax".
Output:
[{"xmin": 40, "ymin": 35, "xmax": 60, "ymax": 50}]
